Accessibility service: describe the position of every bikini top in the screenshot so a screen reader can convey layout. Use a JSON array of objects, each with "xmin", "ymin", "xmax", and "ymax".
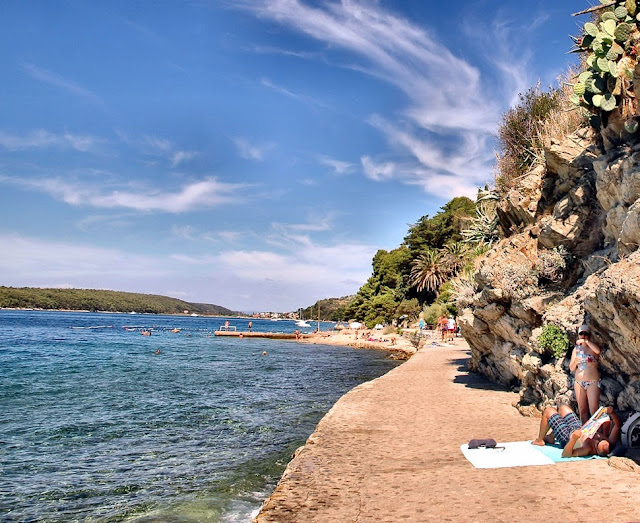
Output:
[{"xmin": 576, "ymin": 346, "xmax": 597, "ymax": 363}]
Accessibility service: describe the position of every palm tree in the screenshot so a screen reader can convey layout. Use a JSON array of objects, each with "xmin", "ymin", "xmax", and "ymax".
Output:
[
  {"xmin": 409, "ymin": 250, "xmax": 446, "ymax": 295},
  {"xmin": 442, "ymin": 241, "xmax": 469, "ymax": 276}
]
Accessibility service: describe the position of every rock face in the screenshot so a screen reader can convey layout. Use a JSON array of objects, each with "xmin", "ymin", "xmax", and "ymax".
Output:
[{"xmin": 459, "ymin": 128, "xmax": 640, "ymax": 416}]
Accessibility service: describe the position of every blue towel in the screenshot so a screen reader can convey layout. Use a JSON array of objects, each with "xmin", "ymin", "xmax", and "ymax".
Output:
[{"xmin": 531, "ymin": 442, "xmax": 603, "ymax": 462}]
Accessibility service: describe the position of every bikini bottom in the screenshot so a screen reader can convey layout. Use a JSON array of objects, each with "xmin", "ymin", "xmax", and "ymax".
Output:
[{"xmin": 576, "ymin": 379, "xmax": 601, "ymax": 390}]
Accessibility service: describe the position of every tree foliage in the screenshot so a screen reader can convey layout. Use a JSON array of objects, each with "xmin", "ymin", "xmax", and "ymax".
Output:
[
  {"xmin": 0, "ymin": 287, "xmax": 237, "ymax": 316},
  {"xmin": 317, "ymin": 196, "xmax": 482, "ymax": 327},
  {"xmin": 404, "ymin": 197, "xmax": 476, "ymax": 253}
]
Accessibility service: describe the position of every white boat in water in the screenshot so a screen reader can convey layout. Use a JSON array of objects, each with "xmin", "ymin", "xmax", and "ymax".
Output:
[{"xmin": 295, "ymin": 320, "xmax": 311, "ymax": 327}]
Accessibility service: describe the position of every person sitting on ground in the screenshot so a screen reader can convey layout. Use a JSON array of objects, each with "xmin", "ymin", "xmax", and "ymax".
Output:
[{"xmin": 531, "ymin": 404, "xmax": 620, "ymax": 457}]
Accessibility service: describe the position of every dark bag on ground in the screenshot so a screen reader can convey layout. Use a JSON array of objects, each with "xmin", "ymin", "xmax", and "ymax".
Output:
[{"xmin": 468, "ymin": 438, "xmax": 497, "ymax": 449}]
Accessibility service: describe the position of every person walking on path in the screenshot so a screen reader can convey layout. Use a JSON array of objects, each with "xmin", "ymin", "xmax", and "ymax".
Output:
[
  {"xmin": 569, "ymin": 324, "xmax": 602, "ymax": 423},
  {"xmin": 437, "ymin": 314, "xmax": 448, "ymax": 342},
  {"xmin": 446, "ymin": 316, "xmax": 456, "ymax": 342}
]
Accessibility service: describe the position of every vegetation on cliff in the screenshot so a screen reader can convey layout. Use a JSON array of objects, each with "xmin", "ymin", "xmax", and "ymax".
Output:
[
  {"xmin": 0, "ymin": 287, "xmax": 237, "ymax": 316},
  {"xmin": 457, "ymin": 1, "xmax": 640, "ymax": 415},
  {"xmin": 306, "ymin": 197, "xmax": 493, "ymax": 327}
]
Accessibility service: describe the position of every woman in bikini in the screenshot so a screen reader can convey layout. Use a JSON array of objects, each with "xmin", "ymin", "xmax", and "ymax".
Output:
[{"xmin": 569, "ymin": 324, "xmax": 602, "ymax": 424}]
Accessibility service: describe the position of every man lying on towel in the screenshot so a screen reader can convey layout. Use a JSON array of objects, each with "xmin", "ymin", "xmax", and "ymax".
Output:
[{"xmin": 531, "ymin": 404, "xmax": 620, "ymax": 457}]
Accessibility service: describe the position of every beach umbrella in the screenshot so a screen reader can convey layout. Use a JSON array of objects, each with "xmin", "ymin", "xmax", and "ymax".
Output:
[
  {"xmin": 349, "ymin": 321, "xmax": 363, "ymax": 329},
  {"xmin": 374, "ymin": 324, "xmax": 384, "ymax": 330}
]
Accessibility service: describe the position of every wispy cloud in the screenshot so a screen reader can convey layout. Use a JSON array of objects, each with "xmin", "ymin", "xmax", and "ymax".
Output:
[
  {"xmin": 170, "ymin": 150, "xmax": 198, "ymax": 167},
  {"xmin": 271, "ymin": 213, "xmax": 335, "ymax": 236},
  {"xmin": 318, "ymin": 155, "xmax": 355, "ymax": 175},
  {"xmin": 0, "ymin": 129, "xmax": 100, "ymax": 152},
  {"xmin": 20, "ymin": 62, "xmax": 103, "ymax": 104},
  {"xmin": 171, "ymin": 225, "xmax": 245, "ymax": 244},
  {"xmin": 0, "ymin": 233, "xmax": 169, "ymax": 282},
  {"xmin": 361, "ymin": 156, "xmax": 395, "ymax": 182},
  {"xmin": 0, "ymin": 174, "xmax": 247, "ymax": 213},
  {"xmin": 214, "ymin": 239, "xmax": 374, "ymax": 288},
  {"xmin": 232, "ymin": 136, "xmax": 274, "ymax": 161},
  {"xmin": 236, "ymin": 0, "xmax": 535, "ymax": 193},
  {"xmin": 361, "ymin": 155, "xmax": 478, "ymax": 199},
  {"xmin": 116, "ymin": 132, "xmax": 199, "ymax": 168},
  {"xmin": 260, "ymin": 77, "xmax": 328, "ymax": 108},
  {"xmin": 249, "ymin": 44, "xmax": 321, "ymax": 60}
]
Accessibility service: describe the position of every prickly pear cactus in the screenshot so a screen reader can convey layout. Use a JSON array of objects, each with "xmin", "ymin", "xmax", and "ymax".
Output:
[{"xmin": 570, "ymin": 0, "xmax": 640, "ymax": 131}]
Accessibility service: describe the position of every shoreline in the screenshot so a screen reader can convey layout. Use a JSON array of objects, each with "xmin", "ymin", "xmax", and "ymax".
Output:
[
  {"xmin": 254, "ymin": 337, "xmax": 640, "ymax": 522},
  {"xmin": 300, "ymin": 328, "xmax": 424, "ymax": 359}
]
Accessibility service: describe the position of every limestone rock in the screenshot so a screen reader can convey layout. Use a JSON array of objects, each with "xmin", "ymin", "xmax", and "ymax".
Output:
[
  {"xmin": 496, "ymin": 165, "xmax": 544, "ymax": 234},
  {"xmin": 461, "ymin": 129, "xmax": 640, "ymax": 416}
]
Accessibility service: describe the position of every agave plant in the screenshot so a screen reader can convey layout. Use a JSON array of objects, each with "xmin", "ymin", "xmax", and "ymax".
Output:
[{"xmin": 462, "ymin": 204, "xmax": 499, "ymax": 245}]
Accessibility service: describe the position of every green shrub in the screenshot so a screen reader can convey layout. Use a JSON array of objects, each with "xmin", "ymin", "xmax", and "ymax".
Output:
[
  {"xmin": 422, "ymin": 303, "xmax": 449, "ymax": 327},
  {"xmin": 538, "ymin": 323, "xmax": 570, "ymax": 358}
]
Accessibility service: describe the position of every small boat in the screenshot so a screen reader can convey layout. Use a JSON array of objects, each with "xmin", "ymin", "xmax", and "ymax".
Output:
[{"xmin": 296, "ymin": 308, "xmax": 310, "ymax": 328}]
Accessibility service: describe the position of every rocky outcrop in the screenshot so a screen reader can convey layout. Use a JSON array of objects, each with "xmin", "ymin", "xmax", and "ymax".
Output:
[{"xmin": 460, "ymin": 128, "xmax": 640, "ymax": 416}]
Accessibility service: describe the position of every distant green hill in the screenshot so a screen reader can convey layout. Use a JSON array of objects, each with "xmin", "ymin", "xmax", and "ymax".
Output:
[
  {"xmin": 0, "ymin": 287, "xmax": 238, "ymax": 316},
  {"xmin": 301, "ymin": 296, "xmax": 354, "ymax": 321}
]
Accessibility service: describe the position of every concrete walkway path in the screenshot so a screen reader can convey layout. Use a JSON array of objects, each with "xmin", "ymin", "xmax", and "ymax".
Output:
[{"xmin": 255, "ymin": 338, "xmax": 640, "ymax": 522}]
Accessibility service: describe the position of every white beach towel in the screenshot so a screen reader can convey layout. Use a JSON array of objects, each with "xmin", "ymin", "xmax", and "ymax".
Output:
[{"xmin": 460, "ymin": 441, "xmax": 555, "ymax": 469}]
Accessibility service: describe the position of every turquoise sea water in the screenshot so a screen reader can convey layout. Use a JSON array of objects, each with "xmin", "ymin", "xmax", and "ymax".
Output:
[{"xmin": 0, "ymin": 310, "xmax": 398, "ymax": 522}]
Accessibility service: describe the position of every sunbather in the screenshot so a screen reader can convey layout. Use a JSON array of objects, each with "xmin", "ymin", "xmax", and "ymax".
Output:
[{"xmin": 531, "ymin": 404, "xmax": 620, "ymax": 457}]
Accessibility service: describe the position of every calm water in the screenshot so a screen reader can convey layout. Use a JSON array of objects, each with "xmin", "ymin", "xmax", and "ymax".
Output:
[{"xmin": 0, "ymin": 310, "xmax": 398, "ymax": 522}]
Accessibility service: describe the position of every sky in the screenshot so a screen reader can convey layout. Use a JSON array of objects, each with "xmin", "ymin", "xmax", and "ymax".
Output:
[{"xmin": 0, "ymin": 0, "xmax": 589, "ymax": 312}]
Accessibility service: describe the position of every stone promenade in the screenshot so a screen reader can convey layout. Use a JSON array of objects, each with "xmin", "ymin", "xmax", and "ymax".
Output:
[{"xmin": 255, "ymin": 338, "xmax": 640, "ymax": 522}]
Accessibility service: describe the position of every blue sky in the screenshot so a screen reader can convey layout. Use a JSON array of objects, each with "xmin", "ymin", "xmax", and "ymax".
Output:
[{"xmin": 0, "ymin": 0, "xmax": 587, "ymax": 312}]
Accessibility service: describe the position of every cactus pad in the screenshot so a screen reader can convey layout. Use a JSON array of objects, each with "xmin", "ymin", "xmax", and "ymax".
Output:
[
  {"xmin": 604, "ymin": 19, "xmax": 617, "ymax": 35},
  {"xmin": 597, "ymin": 57, "xmax": 610, "ymax": 73},
  {"xmin": 616, "ymin": 6, "xmax": 629, "ymax": 19},
  {"xmin": 578, "ymin": 71, "xmax": 593, "ymax": 83},
  {"xmin": 627, "ymin": 0, "xmax": 637, "ymax": 16},
  {"xmin": 600, "ymin": 93, "xmax": 618, "ymax": 111},
  {"xmin": 584, "ymin": 22, "xmax": 599, "ymax": 37},
  {"xmin": 574, "ymin": 82, "xmax": 586, "ymax": 96},
  {"xmin": 614, "ymin": 22, "xmax": 632, "ymax": 42},
  {"xmin": 624, "ymin": 118, "xmax": 639, "ymax": 133}
]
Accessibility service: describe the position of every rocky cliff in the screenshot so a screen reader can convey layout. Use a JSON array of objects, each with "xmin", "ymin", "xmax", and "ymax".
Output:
[{"xmin": 459, "ymin": 127, "xmax": 640, "ymax": 416}]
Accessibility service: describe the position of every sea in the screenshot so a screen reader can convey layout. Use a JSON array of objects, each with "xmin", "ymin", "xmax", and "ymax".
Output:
[{"xmin": 0, "ymin": 310, "xmax": 399, "ymax": 522}]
